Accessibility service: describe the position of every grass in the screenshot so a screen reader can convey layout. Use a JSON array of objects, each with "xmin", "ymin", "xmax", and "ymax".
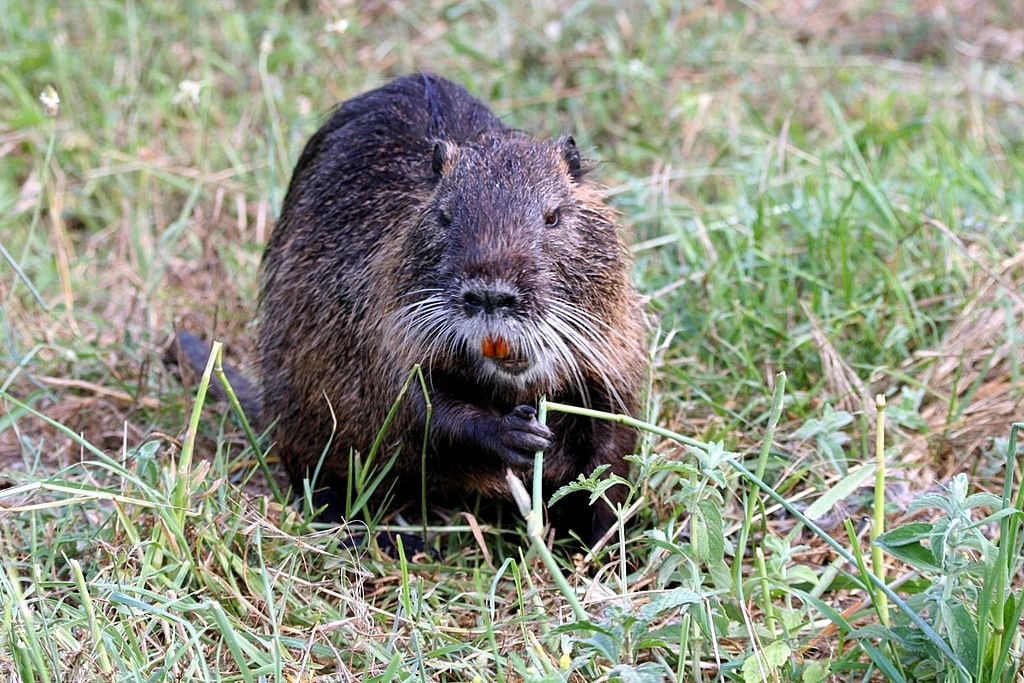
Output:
[{"xmin": 2, "ymin": 0, "xmax": 1024, "ymax": 680}]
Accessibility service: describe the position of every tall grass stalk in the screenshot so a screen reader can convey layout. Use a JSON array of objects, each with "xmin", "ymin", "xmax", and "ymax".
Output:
[
  {"xmin": 871, "ymin": 394, "xmax": 889, "ymax": 626},
  {"xmin": 214, "ymin": 343, "xmax": 282, "ymax": 502},
  {"xmin": 735, "ymin": 373, "xmax": 787, "ymax": 597},
  {"xmin": 68, "ymin": 558, "xmax": 112, "ymax": 675}
]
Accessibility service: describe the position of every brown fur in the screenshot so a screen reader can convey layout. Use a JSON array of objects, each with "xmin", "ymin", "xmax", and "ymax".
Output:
[{"xmin": 257, "ymin": 73, "xmax": 647, "ymax": 544}]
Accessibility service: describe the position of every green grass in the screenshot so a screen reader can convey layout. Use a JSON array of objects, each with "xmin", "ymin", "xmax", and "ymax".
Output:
[{"xmin": 2, "ymin": 1, "xmax": 1023, "ymax": 680}]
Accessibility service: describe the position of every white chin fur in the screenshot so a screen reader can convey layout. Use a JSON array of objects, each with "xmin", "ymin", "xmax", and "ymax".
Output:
[
  {"xmin": 458, "ymin": 320, "xmax": 558, "ymax": 392},
  {"xmin": 395, "ymin": 292, "xmax": 578, "ymax": 397},
  {"xmin": 472, "ymin": 354, "xmax": 555, "ymax": 392},
  {"xmin": 397, "ymin": 290, "xmax": 615, "ymax": 410}
]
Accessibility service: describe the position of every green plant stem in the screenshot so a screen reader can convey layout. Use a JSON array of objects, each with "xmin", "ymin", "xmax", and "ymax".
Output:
[
  {"xmin": 532, "ymin": 398, "xmax": 547, "ymax": 537},
  {"xmin": 978, "ymin": 422, "xmax": 1024, "ymax": 680},
  {"xmin": 3, "ymin": 562, "xmax": 52, "ymax": 683},
  {"xmin": 0, "ymin": 240, "xmax": 46, "ymax": 309},
  {"xmin": 207, "ymin": 600, "xmax": 255, "ymax": 683},
  {"xmin": 755, "ymin": 548, "xmax": 776, "ymax": 635},
  {"xmin": 19, "ymin": 105, "xmax": 58, "ymax": 309},
  {"xmin": 416, "ymin": 366, "xmax": 432, "ymax": 540},
  {"xmin": 69, "ymin": 558, "xmax": 112, "ymax": 675},
  {"xmin": 735, "ymin": 373, "xmax": 787, "ymax": 595},
  {"xmin": 214, "ymin": 346, "xmax": 282, "ymax": 503},
  {"xmin": 844, "ymin": 519, "xmax": 906, "ymax": 678},
  {"xmin": 871, "ymin": 394, "xmax": 889, "ymax": 626},
  {"xmin": 506, "ymin": 398, "xmax": 589, "ymax": 625},
  {"xmin": 174, "ymin": 340, "xmax": 219, "ymax": 524}
]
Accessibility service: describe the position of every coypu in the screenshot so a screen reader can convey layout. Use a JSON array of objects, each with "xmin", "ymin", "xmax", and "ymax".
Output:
[{"xmin": 177, "ymin": 73, "xmax": 647, "ymax": 545}]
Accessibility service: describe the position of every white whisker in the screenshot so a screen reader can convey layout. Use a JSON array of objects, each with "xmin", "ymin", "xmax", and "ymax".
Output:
[{"xmin": 388, "ymin": 286, "xmax": 631, "ymax": 413}]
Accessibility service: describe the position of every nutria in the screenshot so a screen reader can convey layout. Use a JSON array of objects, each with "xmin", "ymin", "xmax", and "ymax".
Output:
[{"xmin": 177, "ymin": 73, "xmax": 647, "ymax": 545}]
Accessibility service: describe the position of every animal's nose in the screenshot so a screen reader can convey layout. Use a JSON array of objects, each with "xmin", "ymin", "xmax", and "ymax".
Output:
[{"xmin": 462, "ymin": 287, "xmax": 520, "ymax": 316}]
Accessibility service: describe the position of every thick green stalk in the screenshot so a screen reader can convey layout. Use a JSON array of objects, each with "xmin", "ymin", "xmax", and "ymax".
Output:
[
  {"xmin": 506, "ymin": 398, "xmax": 589, "ymax": 624},
  {"xmin": 871, "ymin": 394, "xmax": 889, "ymax": 625}
]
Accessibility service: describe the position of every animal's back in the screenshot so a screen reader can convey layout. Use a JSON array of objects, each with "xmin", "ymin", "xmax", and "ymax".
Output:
[
  {"xmin": 258, "ymin": 74, "xmax": 508, "ymax": 493},
  {"xmin": 265, "ymin": 74, "xmax": 505, "ymax": 275}
]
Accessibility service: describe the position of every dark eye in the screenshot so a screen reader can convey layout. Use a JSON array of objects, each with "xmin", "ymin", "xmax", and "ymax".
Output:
[
  {"xmin": 438, "ymin": 209, "xmax": 452, "ymax": 226},
  {"xmin": 543, "ymin": 208, "xmax": 560, "ymax": 227}
]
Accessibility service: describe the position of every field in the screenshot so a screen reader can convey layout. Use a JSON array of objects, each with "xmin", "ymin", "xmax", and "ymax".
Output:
[{"xmin": 2, "ymin": 1, "xmax": 1023, "ymax": 681}]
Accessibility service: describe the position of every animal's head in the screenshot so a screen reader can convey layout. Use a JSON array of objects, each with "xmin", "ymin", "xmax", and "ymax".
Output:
[{"xmin": 394, "ymin": 133, "xmax": 633, "ymax": 401}]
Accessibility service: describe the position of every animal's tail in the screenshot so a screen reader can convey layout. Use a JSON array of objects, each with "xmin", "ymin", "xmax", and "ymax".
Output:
[{"xmin": 165, "ymin": 330, "xmax": 262, "ymax": 422}]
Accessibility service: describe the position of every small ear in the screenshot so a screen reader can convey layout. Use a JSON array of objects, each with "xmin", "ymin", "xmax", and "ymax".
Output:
[
  {"xmin": 558, "ymin": 135, "xmax": 584, "ymax": 181},
  {"xmin": 431, "ymin": 140, "xmax": 458, "ymax": 177}
]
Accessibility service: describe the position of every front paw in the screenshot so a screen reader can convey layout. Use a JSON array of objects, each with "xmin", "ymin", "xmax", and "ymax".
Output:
[{"xmin": 496, "ymin": 405, "xmax": 553, "ymax": 469}]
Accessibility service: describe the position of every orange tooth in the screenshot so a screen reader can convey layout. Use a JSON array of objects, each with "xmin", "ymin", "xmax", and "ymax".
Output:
[
  {"xmin": 493, "ymin": 336, "xmax": 509, "ymax": 359},
  {"xmin": 481, "ymin": 336, "xmax": 495, "ymax": 358}
]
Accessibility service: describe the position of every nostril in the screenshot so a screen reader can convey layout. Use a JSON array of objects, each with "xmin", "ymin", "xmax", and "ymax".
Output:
[
  {"xmin": 462, "ymin": 288, "xmax": 520, "ymax": 316},
  {"xmin": 463, "ymin": 290, "xmax": 485, "ymax": 314},
  {"xmin": 493, "ymin": 292, "xmax": 518, "ymax": 311}
]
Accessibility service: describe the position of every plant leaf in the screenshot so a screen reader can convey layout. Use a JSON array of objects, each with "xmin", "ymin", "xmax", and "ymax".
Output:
[
  {"xmin": 802, "ymin": 660, "xmax": 831, "ymax": 683},
  {"xmin": 804, "ymin": 463, "xmax": 875, "ymax": 520},
  {"xmin": 741, "ymin": 641, "xmax": 790, "ymax": 683},
  {"xmin": 608, "ymin": 662, "xmax": 673, "ymax": 683},
  {"xmin": 638, "ymin": 588, "xmax": 702, "ymax": 622},
  {"xmin": 873, "ymin": 537, "xmax": 942, "ymax": 573},
  {"xmin": 859, "ymin": 642, "xmax": 907, "ymax": 683},
  {"xmin": 940, "ymin": 601, "xmax": 978, "ymax": 674},
  {"xmin": 691, "ymin": 498, "xmax": 725, "ymax": 564},
  {"xmin": 876, "ymin": 522, "xmax": 933, "ymax": 546}
]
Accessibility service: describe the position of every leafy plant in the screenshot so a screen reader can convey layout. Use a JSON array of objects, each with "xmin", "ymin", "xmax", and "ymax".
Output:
[
  {"xmin": 792, "ymin": 405, "xmax": 855, "ymax": 474},
  {"xmin": 874, "ymin": 423, "xmax": 1024, "ymax": 681}
]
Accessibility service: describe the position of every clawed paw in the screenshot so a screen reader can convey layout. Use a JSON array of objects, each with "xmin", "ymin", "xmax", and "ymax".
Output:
[{"xmin": 496, "ymin": 404, "xmax": 553, "ymax": 469}]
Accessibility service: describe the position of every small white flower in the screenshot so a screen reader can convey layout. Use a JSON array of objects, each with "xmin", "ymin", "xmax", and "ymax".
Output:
[
  {"xmin": 325, "ymin": 19, "xmax": 349, "ymax": 34},
  {"xmin": 174, "ymin": 79, "xmax": 202, "ymax": 105},
  {"xmin": 40, "ymin": 85, "xmax": 60, "ymax": 117}
]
